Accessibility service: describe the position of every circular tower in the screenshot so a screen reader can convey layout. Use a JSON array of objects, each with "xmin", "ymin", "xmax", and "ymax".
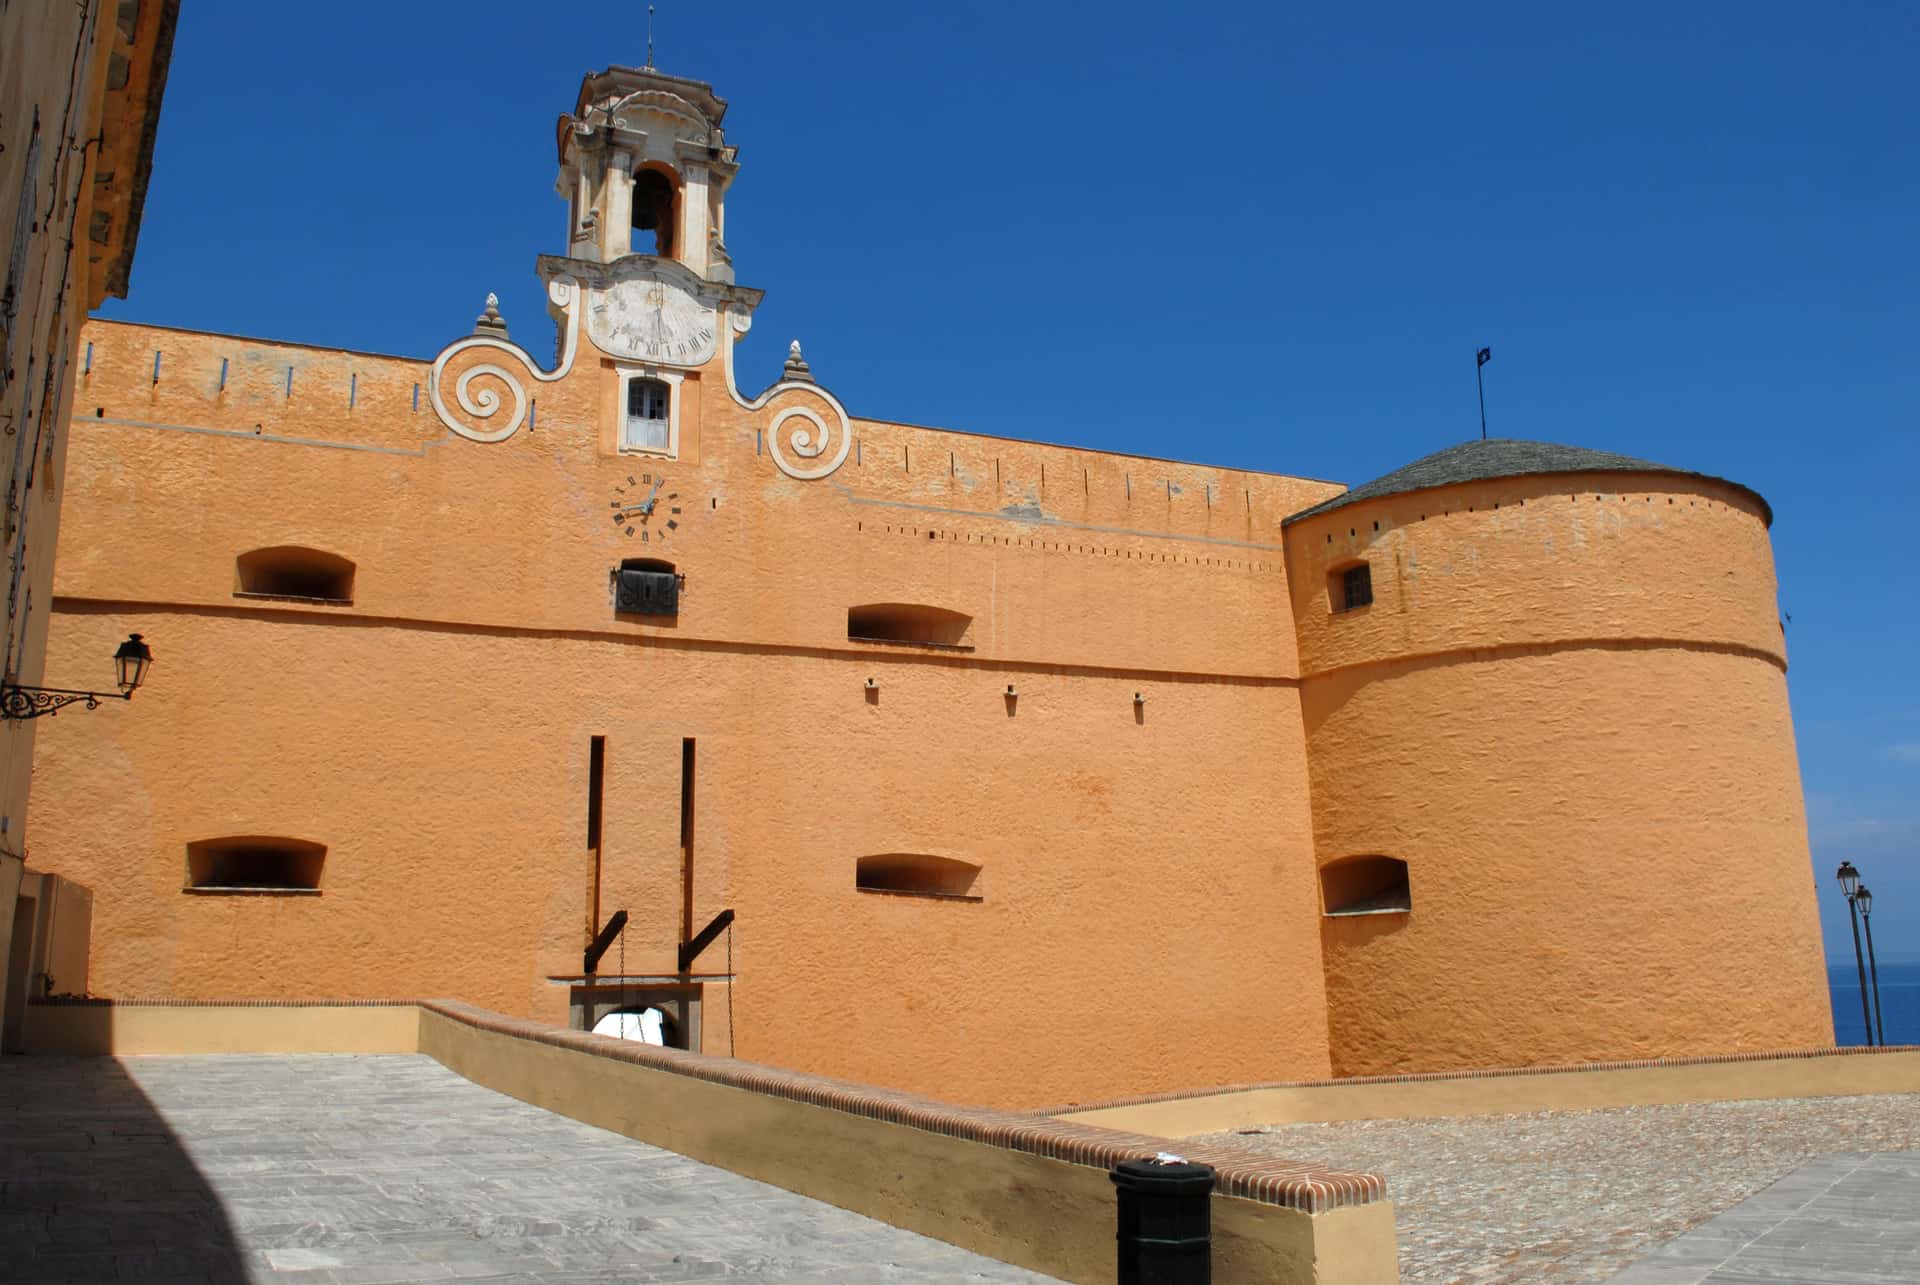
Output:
[{"xmin": 1282, "ymin": 439, "xmax": 1831, "ymax": 1077}]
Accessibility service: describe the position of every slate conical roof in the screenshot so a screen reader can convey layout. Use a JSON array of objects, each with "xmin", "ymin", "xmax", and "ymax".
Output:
[{"xmin": 1284, "ymin": 438, "xmax": 1771, "ymax": 527}]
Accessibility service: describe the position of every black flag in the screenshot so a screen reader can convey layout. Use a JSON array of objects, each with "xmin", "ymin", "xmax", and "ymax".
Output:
[{"xmin": 1476, "ymin": 347, "xmax": 1492, "ymax": 367}]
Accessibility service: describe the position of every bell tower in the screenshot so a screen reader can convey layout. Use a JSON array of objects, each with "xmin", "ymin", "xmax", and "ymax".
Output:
[
  {"xmin": 429, "ymin": 63, "xmax": 783, "ymax": 450},
  {"xmin": 556, "ymin": 66, "xmax": 739, "ymax": 283}
]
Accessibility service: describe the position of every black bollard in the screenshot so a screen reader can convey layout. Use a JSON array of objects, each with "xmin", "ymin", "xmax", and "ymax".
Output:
[{"xmin": 1111, "ymin": 1157, "xmax": 1215, "ymax": 1284}]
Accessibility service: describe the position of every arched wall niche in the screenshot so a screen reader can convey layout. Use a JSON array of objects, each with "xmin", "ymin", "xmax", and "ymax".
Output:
[
  {"xmin": 855, "ymin": 853, "xmax": 982, "ymax": 901},
  {"xmin": 185, "ymin": 836, "xmax": 326, "ymax": 893},
  {"xmin": 1320, "ymin": 854, "xmax": 1411, "ymax": 916},
  {"xmin": 846, "ymin": 603, "xmax": 974, "ymax": 648},
  {"xmin": 235, "ymin": 546, "xmax": 355, "ymax": 603}
]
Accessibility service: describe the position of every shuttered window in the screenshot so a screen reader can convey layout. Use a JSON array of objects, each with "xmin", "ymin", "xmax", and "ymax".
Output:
[{"xmin": 623, "ymin": 377, "xmax": 671, "ymax": 453}]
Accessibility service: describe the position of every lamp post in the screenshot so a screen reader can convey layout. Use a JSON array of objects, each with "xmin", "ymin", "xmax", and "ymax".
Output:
[
  {"xmin": 1836, "ymin": 861, "xmax": 1875, "ymax": 1046},
  {"xmin": 0, "ymin": 634, "xmax": 153, "ymax": 720},
  {"xmin": 1858, "ymin": 884, "xmax": 1886, "ymax": 1047}
]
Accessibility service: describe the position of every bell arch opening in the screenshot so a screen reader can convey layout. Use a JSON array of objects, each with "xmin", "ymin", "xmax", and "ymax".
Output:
[{"xmin": 631, "ymin": 167, "xmax": 679, "ymax": 258}]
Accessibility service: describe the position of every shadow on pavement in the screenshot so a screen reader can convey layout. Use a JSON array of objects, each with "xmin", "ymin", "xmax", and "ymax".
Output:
[{"xmin": 0, "ymin": 1054, "xmax": 251, "ymax": 1282}]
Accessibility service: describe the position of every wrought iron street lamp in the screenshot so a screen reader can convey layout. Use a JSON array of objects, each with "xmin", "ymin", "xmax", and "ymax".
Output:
[
  {"xmin": 1836, "ymin": 861, "xmax": 1875, "ymax": 1046},
  {"xmin": 0, "ymin": 634, "xmax": 153, "ymax": 720},
  {"xmin": 1858, "ymin": 883, "xmax": 1886, "ymax": 1047}
]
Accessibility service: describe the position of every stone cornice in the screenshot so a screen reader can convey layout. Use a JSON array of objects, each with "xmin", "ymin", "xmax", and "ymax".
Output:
[{"xmin": 536, "ymin": 253, "xmax": 764, "ymax": 310}]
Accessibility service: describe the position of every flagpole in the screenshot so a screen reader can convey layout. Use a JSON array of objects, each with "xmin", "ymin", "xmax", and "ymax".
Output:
[{"xmin": 1475, "ymin": 347, "xmax": 1490, "ymax": 439}]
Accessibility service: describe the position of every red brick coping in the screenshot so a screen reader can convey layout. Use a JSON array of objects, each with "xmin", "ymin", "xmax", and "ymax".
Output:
[
  {"xmin": 1034, "ymin": 1042, "xmax": 1920, "ymax": 1116},
  {"xmin": 28, "ymin": 996, "xmax": 1386, "ymax": 1215}
]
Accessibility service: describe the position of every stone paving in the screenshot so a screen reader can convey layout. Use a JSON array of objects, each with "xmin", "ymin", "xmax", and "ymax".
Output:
[
  {"xmin": 1610, "ymin": 1151, "xmax": 1920, "ymax": 1283},
  {"xmin": 0, "ymin": 1053, "xmax": 1056, "ymax": 1283},
  {"xmin": 1192, "ymin": 1093, "xmax": 1920, "ymax": 1284}
]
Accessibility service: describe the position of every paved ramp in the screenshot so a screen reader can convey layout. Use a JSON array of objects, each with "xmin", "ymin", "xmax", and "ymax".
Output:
[{"xmin": 0, "ymin": 1053, "xmax": 1054, "ymax": 1283}]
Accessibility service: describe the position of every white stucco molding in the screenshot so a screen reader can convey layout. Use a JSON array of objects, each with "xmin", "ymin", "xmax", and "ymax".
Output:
[
  {"xmin": 428, "ymin": 276, "xmax": 581, "ymax": 444},
  {"xmin": 599, "ymin": 88, "xmax": 714, "ymax": 143},
  {"xmin": 721, "ymin": 305, "xmax": 854, "ymax": 481}
]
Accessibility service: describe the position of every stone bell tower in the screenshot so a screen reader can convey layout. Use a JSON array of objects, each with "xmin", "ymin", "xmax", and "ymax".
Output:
[{"xmin": 555, "ymin": 66, "xmax": 740, "ymax": 283}]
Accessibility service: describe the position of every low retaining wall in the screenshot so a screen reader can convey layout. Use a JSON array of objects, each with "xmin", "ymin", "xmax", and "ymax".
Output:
[
  {"xmin": 1053, "ymin": 1046, "xmax": 1920, "ymax": 1138},
  {"xmin": 23, "ymin": 998, "xmax": 1397, "ymax": 1284},
  {"xmin": 23, "ymin": 997, "xmax": 420, "ymax": 1054}
]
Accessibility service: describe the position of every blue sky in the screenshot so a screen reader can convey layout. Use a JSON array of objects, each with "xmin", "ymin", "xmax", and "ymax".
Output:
[{"xmin": 101, "ymin": 2, "xmax": 1917, "ymax": 961}]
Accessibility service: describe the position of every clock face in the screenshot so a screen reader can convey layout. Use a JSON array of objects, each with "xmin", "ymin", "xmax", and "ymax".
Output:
[
  {"xmin": 586, "ymin": 273, "xmax": 717, "ymax": 366},
  {"xmin": 608, "ymin": 471, "xmax": 685, "ymax": 546}
]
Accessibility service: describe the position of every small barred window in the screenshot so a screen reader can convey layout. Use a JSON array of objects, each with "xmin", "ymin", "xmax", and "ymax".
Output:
[{"xmin": 1340, "ymin": 563, "xmax": 1373, "ymax": 612}]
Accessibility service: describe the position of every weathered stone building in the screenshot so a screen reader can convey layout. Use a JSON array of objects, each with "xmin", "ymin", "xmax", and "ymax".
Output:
[{"xmin": 1, "ymin": 0, "xmax": 177, "ymax": 1052}]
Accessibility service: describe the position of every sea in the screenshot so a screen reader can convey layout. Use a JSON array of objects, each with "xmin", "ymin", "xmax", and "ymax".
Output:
[{"xmin": 1829, "ymin": 960, "xmax": 1920, "ymax": 1046}]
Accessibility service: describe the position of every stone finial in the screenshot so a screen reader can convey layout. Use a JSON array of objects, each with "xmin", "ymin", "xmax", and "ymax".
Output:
[
  {"xmin": 783, "ymin": 339, "xmax": 813, "ymax": 383},
  {"xmin": 473, "ymin": 291, "xmax": 509, "ymax": 338}
]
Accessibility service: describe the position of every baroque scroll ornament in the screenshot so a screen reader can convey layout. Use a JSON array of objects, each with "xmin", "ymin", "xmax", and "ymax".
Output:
[
  {"xmin": 429, "ymin": 277, "xmax": 581, "ymax": 443},
  {"xmin": 735, "ymin": 337, "xmax": 853, "ymax": 481},
  {"xmin": 767, "ymin": 404, "xmax": 852, "ymax": 481}
]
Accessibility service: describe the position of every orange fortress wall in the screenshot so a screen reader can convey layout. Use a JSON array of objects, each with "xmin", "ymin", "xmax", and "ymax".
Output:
[
  {"xmin": 36, "ymin": 307, "xmax": 1340, "ymax": 1108},
  {"xmin": 25, "ymin": 63, "xmax": 1831, "ymax": 1106}
]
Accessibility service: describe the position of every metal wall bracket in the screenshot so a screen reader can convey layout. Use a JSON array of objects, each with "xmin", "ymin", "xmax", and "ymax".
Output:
[{"xmin": 0, "ymin": 685, "xmax": 129, "ymax": 720}]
